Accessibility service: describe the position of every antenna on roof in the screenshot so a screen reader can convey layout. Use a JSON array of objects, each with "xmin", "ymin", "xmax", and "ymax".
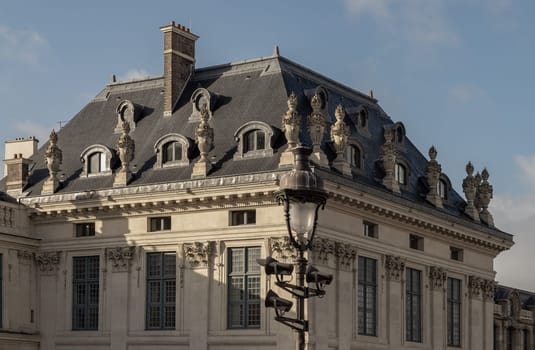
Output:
[{"xmin": 57, "ymin": 120, "xmax": 68, "ymax": 129}]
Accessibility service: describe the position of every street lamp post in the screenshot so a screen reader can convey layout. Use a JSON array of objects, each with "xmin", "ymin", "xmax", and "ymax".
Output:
[{"xmin": 260, "ymin": 145, "xmax": 330, "ymax": 350}]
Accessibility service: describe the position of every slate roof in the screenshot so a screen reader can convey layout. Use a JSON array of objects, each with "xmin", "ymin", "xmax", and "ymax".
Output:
[
  {"xmin": 0, "ymin": 54, "xmax": 512, "ymax": 240},
  {"xmin": 495, "ymin": 285, "xmax": 535, "ymax": 309}
]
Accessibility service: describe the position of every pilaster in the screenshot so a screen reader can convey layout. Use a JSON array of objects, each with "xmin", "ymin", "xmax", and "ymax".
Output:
[
  {"xmin": 428, "ymin": 266, "xmax": 447, "ymax": 349},
  {"xmin": 385, "ymin": 255, "xmax": 405, "ymax": 347}
]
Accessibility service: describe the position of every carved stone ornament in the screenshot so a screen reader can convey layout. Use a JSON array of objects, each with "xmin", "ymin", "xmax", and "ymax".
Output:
[
  {"xmin": 425, "ymin": 146, "xmax": 443, "ymax": 208},
  {"xmin": 0, "ymin": 206, "xmax": 14, "ymax": 228},
  {"xmin": 462, "ymin": 162, "xmax": 480, "ymax": 222},
  {"xmin": 335, "ymin": 242, "xmax": 356, "ymax": 270},
  {"xmin": 307, "ymin": 93, "xmax": 329, "ymax": 167},
  {"xmin": 477, "ymin": 168, "xmax": 494, "ymax": 227},
  {"xmin": 115, "ymin": 99, "xmax": 140, "ymax": 133},
  {"xmin": 114, "ymin": 121, "xmax": 135, "ymax": 187},
  {"xmin": 428, "ymin": 266, "xmax": 447, "ymax": 290},
  {"xmin": 468, "ymin": 275, "xmax": 484, "ymax": 298},
  {"xmin": 35, "ymin": 251, "xmax": 61, "ymax": 273},
  {"xmin": 17, "ymin": 250, "xmax": 34, "ymax": 263},
  {"xmin": 330, "ymin": 105, "xmax": 351, "ymax": 167},
  {"xmin": 270, "ymin": 236, "xmax": 297, "ymax": 262},
  {"xmin": 384, "ymin": 255, "xmax": 405, "ymax": 281},
  {"xmin": 483, "ymin": 279, "xmax": 496, "ymax": 300},
  {"xmin": 42, "ymin": 129, "xmax": 63, "ymax": 194},
  {"xmin": 192, "ymin": 106, "xmax": 214, "ymax": 178},
  {"xmin": 107, "ymin": 247, "xmax": 135, "ymax": 272},
  {"xmin": 281, "ymin": 92, "xmax": 302, "ymax": 149},
  {"xmin": 380, "ymin": 127, "xmax": 400, "ymax": 194},
  {"xmin": 184, "ymin": 241, "xmax": 215, "ymax": 268},
  {"xmin": 311, "ymin": 237, "xmax": 334, "ymax": 266}
]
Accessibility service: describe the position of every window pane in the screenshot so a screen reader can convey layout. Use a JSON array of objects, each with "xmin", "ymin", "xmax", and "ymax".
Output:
[
  {"xmin": 88, "ymin": 153, "xmax": 100, "ymax": 173},
  {"xmin": 163, "ymin": 142, "xmax": 173, "ymax": 163},
  {"xmin": 72, "ymin": 256, "xmax": 99, "ymax": 330},
  {"xmin": 358, "ymin": 256, "xmax": 377, "ymax": 336},
  {"xmin": 174, "ymin": 142, "xmax": 182, "ymax": 161},
  {"xmin": 146, "ymin": 252, "xmax": 176, "ymax": 330},
  {"xmin": 256, "ymin": 131, "xmax": 265, "ymax": 150},
  {"xmin": 244, "ymin": 131, "xmax": 255, "ymax": 152}
]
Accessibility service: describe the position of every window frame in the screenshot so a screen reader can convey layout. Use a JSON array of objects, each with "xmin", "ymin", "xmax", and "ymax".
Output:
[
  {"xmin": 229, "ymin": 210, "xmax": 257, "ymax": 226},
  {"xmin": 75, "ymin": 222, "xmax": 96, "ymax": 237},
  {"xmin": 148, "ymin": 216, "xmax": 172, "ymax": 232},
  {"xmin": 406, "ymin": 268, "xmax": 422, "ymax": 343},
  {"xmin": 450, "ymin": 247, "xmax": 464, "ymax": 261},
  {"xmin": 409, "ymin": 234, "xmax": 424, "ymax": 251},
  {"xmin": 72, "ymin": 255, "xmax": 100, "ymax": 331},
  {"xmin": 153, "ymin": 133, "xmax": 190, "ymax": 168},
  {"xmin": 80, "ymin": 144, "xmax": 113, "ymax": 177},
  {"xmin": 358, "ymin": 256, "xmax": 377, "ymax": 336},
  {"xmin": 227, "ymin": 246, "xmax": 262, "ymax": 329},
  {"xmin": 447, "ymin": 277, "xmax": 462, "ymax": 347},
  {"xmin": 145, "ymin": 252, "xmax": 177, "ymax": 330},
  {"xmin": 363, "ymin": 221, "xmax": 378, "ymax": 239},
  {"xmin": 395, "ymin": 162, "xmax": 407, "ymax": 185},
  {"xmin": 233, "ymin": 121, "xmax": 274, "ymax": 160},
  {"xmin": 347, "ymin": 143, "xmax": 363, "ymax": 169}
]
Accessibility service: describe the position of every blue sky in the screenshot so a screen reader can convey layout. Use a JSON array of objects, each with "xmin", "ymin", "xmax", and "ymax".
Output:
[{"xmin": 1, "ymin": 0, "xmax": 534, "ymax": 289}]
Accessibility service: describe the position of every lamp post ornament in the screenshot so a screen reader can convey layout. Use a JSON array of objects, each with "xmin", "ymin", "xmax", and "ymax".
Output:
[{"xmin": 259, "ymin": 145, "xmax": 330, "ymax": 350}]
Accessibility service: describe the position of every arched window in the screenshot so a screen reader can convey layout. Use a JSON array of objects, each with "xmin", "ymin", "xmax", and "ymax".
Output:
[
  {"xmin": 243, "ymin": 130, "xmax": 266, "ymax": 153},
  {"xmin": 80, "ymin": 144, "xmax": 113, "ymax": 177},
  {"xmin": 162, "ymin": 141, "xmax": 183, "ymax": 164},
  {"xmin": 395, "ymin": 163, "xmax": 407, "ymax": 185},
  {"xmin": 360, "ymin": 109, "xmax": 368, "ymax": 128},
  {"xmin": 154, "ymin": 134, "xmax": 190, "ymax": 168},
  {"xmin": 347, "ymin": 144, "xmax": 362, "ymax": 169},
  {"xmin": 233, "ymin": 121, "xmax": 274, "ymax": 160}
]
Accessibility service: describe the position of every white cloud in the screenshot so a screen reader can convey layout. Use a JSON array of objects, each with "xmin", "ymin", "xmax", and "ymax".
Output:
[
  {"xmin": 448, "ymin": 84, "xmax": 487, "ymax": 104},
  {"xmin": 342, "ymin": 0, "xmax": 460, "ymax": 47},
  {"xmin": 13, "ymin": 120, "xmax": 53, "ymax": 144},
  {"xmin": 493, "ymin": 154, "xmax": 535, "ymax": 291},
  {"xmin": 120, "ymin": 69, "xmax": 151, "ymax": 81},
  {"xmin": 0, "ymin": 24, "xmax": 48, "ymax": 65}
]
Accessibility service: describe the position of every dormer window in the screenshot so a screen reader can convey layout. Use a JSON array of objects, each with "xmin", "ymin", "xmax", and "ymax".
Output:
[
  {"xmin": 359, "ymin": 108, "xmax": 368, "ymax": 129},
  {"xmin": 438, "ymin": 179, "xmax": 447, "ymax": 199},
  {"xmin": 154, "ymin": 134, "xmax": 190, "ymax": 168},
  {"xmin": 394, "ymin": 122, "xmax": 406, "ymax": 144},
  {"xmin": 80, "ymin": 144, "xmax": 113, "ymax": 177},
  {"xmin": 395, "ymin": 163, "xmax": 407, "ymax": 185},
  {"xmin": 234, "ymin": 121, "xmax": 274, "ymax": 160},
  {"xmin": 347, "ymin": 144, "xmax": 362, "ymax": 169}
]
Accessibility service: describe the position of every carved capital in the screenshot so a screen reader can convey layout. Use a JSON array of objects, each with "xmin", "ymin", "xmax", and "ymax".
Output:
[
  {"xmin": 335, "ymin": 242, "xmax": 356, "ymax": 271},
  {"xmin": 384, "ymin": 255, "xmax": 405, "ymax": 281},
  {"xmin": 311, "ymin": 237, "xmax": 334, "ymax": 266},
  {"xmin": 270, "ymin": 236, "xmax": 297, "ymax": 262},
  {"xmin": 35, "ymin": 251, "xmax": 61, "ymax": 274},
  {"xmin": 468, "ymin": 275, "xmax": 484, "ymax": 298},
  {"xmin": 107, "ymin": 247, "xmax": 135, "ymax": 272},
  {"xmin": 184, "ymin": 241, "xmax": 215, "ymax": 268},
  {"xmin": 482, "ymin": 278, "xmax": 496, "ymax": 300},
  {"xmin": 428, "ymin": 266, "xmax": 447, "ymax": 290}
]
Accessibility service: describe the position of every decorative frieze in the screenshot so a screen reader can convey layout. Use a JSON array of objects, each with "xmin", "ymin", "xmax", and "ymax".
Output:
[
  {"xmin": 425, "ymin": 146, "xmax": 442, "ymax": 208},
  {"xmin": 35, "ymin": 251, "xmax": 61, "ymax": 274},
  {"xmin": 311, "ymin": 237, "xmax": 334, "ymax": 265},
  {"xmin": 184, "ymin": 241, "xmax": 215, "ymax": 268},
  {"xmin": 384, "ymin": 255, "xmax": 405, "ymax": 281},
  {"xmin": 428, "ymin": 266, "xmax": 447, "ymax": 290},
  {"xmin": 335, "ymin": 242, "xmax": 356, "ymax": 271},
  {"xmin": 270, "ymin": 236, "xmax": 297, "ymax": 262},
  {"xmin": 107, "ymin": 246, "xmax": 135, "ymax": 272}
]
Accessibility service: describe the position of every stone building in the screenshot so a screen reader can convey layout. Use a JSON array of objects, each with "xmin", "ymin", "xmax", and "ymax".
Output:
[{"xmin": 0, "ymin": 22, "xmax": 519, "ymax": 349}]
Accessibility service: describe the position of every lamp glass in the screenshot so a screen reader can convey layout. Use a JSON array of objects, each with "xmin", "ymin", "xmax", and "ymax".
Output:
[{"xmin": 289, "ymin": 201, "xmax": 317, "ymax": 235}]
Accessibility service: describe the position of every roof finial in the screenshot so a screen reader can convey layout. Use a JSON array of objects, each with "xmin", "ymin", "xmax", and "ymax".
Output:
[
  {"xmin": 273, "ymin": 45, "xmax": 280, "ymax": 57},
  {"xmin": 111, "ymin": 74, "xmax": 117, "ymax": 83},
  {"xmin": 369, "ymin": 89, "xmax": 374, "ymax": 98}
]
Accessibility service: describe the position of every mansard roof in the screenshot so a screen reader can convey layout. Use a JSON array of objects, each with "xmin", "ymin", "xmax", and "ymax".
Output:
[
  {"xmin": 495, "ymin": 285, "xmax": 535, "ymax": 309},
  {"xmin": 0, "ymin": 54, "xmax": 511, "ymax": 240}
]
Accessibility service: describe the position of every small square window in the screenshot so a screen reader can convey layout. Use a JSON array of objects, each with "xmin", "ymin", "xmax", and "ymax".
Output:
[
  {"xmin": 149, "ymin": 217, "xmax": 171, "ymax": 232},
  {"xmin": 75, "ymin": 223, "xmax": 95, "ymax": 237},
  {"xmin": 409, "ymin": 234, "xmax": 424, "ymax": 251},
  {"xmin": 230, "ymin": 210, "xmax": 256, "ymax": 226},
  {"xmin": 363, "ymin": 221, "xmax": 378, "ymax": 238},
  {"xmin": 450, "ymin": 247, "xmax": 464, "ymax": 261}
]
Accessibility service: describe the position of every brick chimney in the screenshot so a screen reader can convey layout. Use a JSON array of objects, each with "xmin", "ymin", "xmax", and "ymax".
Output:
[
  {"xmin": 4, "ymin": 153, "xmax": 31, "ymax": 195},
  {"xmin": 160, "ymin": 21, "xmax": 199, "ymax": 117}
]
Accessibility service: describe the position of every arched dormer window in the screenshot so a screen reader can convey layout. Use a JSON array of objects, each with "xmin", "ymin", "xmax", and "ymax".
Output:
[
  {"xmin": 346, "ymin": 105, "xmax": 370, "ymax": 137},
  {"xmin": 393, "ymin": 122, "xmax": 406, "ymax": 145},
  {"xmin": 436, "ymin": 174, "xmax": 452, "ymax": 200},
  {"xmin": 154, "ymin": 134, "xmax": 190, "ymax": 168},
  {"xmin": 114, "ymin": 99, "xmax": 141, "ymax": 134},
  {"xmin": 80, "ymin": 145, "xmax": 113, "ymax": 177},
  {"xmin": 359, "ymin": 108, "xmax": 368, "ymax": 129},
  {"xmin": 233, "ymin": 121, "xmax": 274, "ymax": 160},
  {"xmin": 189, "ymin": 88, "xmax": 216, "ymax": 122},
  {"xmin": 347, "ymin": 142, "xmax": 364, "ymax": 169}
]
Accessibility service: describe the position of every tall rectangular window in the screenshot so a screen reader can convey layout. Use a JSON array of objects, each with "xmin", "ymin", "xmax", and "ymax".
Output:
[
  {"xmin": 228, "ymin": 247, "xmax": 261, "ymax": 328},
  {"xmin": 447, "ymin": 277, "xmax": 462, "ymax": 347},
  {"xmin": 358, "ymin": 256, "xmax": 377, "ymax": 336},
  {"xmin": 406, "ymin": 268, "xmax": 422, "ymax": 342},
  {"xmin": 146, "ymin": 252, "xmax": 176, "ymax": 330},
  {"xmin": 72, "ymin": 256, "xmax": 99, "ymax": 330}
]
